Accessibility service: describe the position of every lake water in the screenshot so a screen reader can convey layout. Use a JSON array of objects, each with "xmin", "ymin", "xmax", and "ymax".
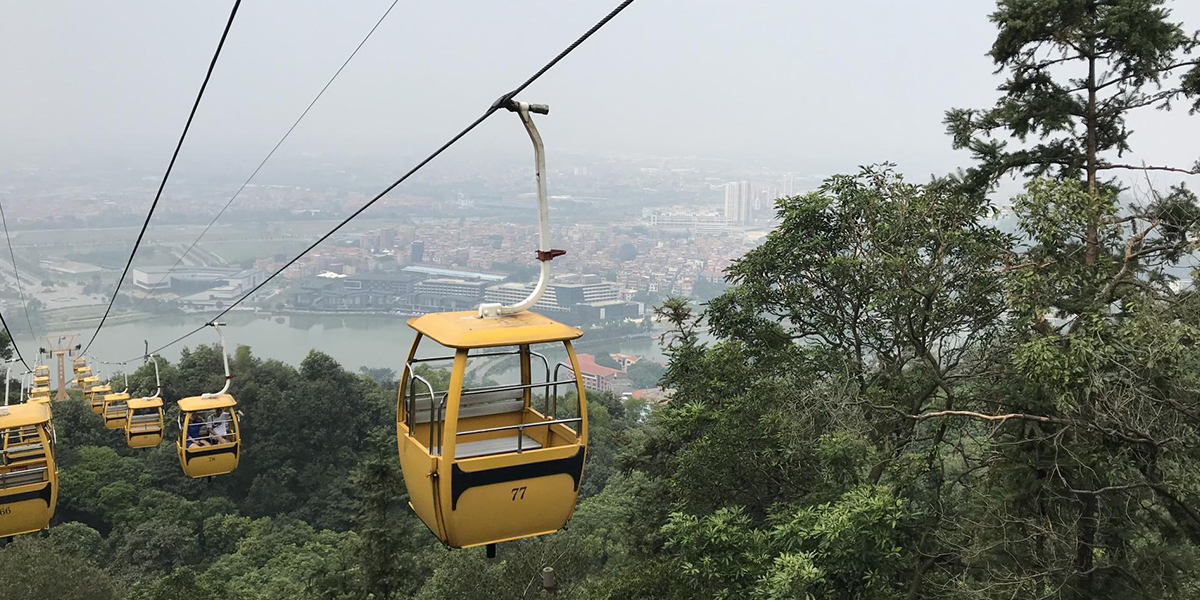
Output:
[{"xmin": 22, "ymin": 313, "xmax": 672, "ymax": 377}]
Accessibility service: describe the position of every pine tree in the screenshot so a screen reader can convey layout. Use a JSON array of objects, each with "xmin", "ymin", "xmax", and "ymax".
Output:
[{"xmin": 945, "ymin": 0, "xmax": 1200, "ymax": 263}]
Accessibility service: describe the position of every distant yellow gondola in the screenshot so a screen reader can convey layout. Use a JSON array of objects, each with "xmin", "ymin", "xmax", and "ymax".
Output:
[
  {"xmin": 126, "ymin": 397, "xmax": 164, "ymax": 448},
  {"xmin": 124, "ymin": 358, "xmax": 163, "ymax": 448},
  {"xmin": 80, "ymin": 375, "xmax": 99, "ymax": 403},
  {"xmin": 175, "ymin": 325, "xmax": 242, "ymax": 478},
  {"xmin": 102, "ymin": 390, "xmax": 130, "ymax": 430},
  {"xmin": 23, "ymin": 366, "xmax": 50, "ymax": 405}
]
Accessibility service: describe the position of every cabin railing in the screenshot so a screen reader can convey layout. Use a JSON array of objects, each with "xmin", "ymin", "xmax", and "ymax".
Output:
[{"xmin": 402, "ymin": 353, "xmax": 581, "ymax": 456}]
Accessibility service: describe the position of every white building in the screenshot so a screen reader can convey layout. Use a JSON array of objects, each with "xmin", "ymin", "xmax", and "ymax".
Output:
[
  {"xmin": 131, "ymin": 266, "xmax": 265, "ymax": 295},
  {"xmin": 484, "ymin": 274, "xmax": 619, "ymax": 313},
  {"xmin": 649, "ymin": 208, "xmax": 732, "ymax": 234},
  {"xmin": 413, "ymin": 278, "xmax": 488, "ymax": 299}
]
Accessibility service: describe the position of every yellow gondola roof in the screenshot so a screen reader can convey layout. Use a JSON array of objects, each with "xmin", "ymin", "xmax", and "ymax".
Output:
[
  {"xmin": 103, "ymin": 392, "xmax": 131, "ymax": 401},
  {"xmin": 178, "ymin": 393, "xmax": 237, "ymax": 412},
  {"xmin": 407, "ymin": 310, "xmax": 582, "ymax": 349},
  {"xmin": 0, "ymin": 403, "xmax": 52, "ymax": 427},
  {"xmin": 127, "ymin": 397, "xmax": 163, "ymax": 410},
  {"xmin": 91, "ymin": 384, "xmax": 112, "ymax": 392}
]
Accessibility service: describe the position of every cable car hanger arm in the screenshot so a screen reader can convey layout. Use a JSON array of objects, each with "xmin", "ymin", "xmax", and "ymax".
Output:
[
  {"xmin": 201, "ymin": 323, "xmax": 232, "ymax": 398},
  {"xmin": 141, "ymin": 354, "xmax": 162, "ymax": 401},
  {"xmin": 478, "ymin": 101, "xmax": 565, "ymax": 319}
]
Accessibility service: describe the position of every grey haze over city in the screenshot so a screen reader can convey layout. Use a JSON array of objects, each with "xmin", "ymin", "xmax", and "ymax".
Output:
[{"xmin": 3, "ymin": 0, "xmax": 1195, "ymax": 181}]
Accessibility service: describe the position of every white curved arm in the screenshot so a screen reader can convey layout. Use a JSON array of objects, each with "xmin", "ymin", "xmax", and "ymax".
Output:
[
  {"xmin": 202, "ymin": 323, "xmax": 232, "ymax": 398},
  {"xmin": 479, "ymin": 101, "xmax": 554, "ymax": 318},
  {"xmin": 143, "ymin": 355, "xmax": 161, "ymax": 400}
]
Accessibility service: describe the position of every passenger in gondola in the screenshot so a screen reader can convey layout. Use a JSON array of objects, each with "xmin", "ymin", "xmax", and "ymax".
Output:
[
  {"xmin": 187, "ymin": 422, "xmax": 210, "ymax": 448},
  {"xmin": 209, "ymin": 409, "xmax": 231, "ymax": 444}
]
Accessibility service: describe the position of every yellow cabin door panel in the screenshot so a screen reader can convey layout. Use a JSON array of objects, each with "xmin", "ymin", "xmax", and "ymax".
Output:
[
  {"xmin": 127, "ymin": 413, "xmax": 164, "ymax": 449},
  {"xmin": 180, "ymin": 443, "xmax": 239, "ymax": 477},
  {"xmin": 127, "ymin": 429, "xmax": 163, "ymax": 448},
  {"xmin": 0, "ymin": 481, "xmax": 56, "ymax": 537},
  {"xmin": 441, "ymin": 443, "xmax": 585, "ymax": 548},
  {"xmin": 398, "ymin": 429, "xmax": 443, "ymax": 540}
]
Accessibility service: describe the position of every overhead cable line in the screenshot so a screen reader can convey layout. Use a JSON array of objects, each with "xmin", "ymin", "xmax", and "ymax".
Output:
[
  {"xmin": 127, "ymin": 0, "xmax": 401, "ymax": 314},
  {"xmin": 0, "ymin": 196, "xmax": 38, "ymax": 344},
  {"xmin": 0, "ymin": 203, "xmax": 32, "ymax": 370},
  {"xmin": 0, "ymin": 312, "xmax": 31, "ymax": 371},
  {"xmin": 116, "ymin": 0, "xmax": 638, "ymax": 363},
  {"xmin": 82, "ymin": 0, "xmax": 243, "ymax": 355}
]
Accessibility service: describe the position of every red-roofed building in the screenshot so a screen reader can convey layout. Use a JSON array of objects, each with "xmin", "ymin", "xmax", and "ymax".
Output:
[{"xmin": 575, "ymin": 353, "xmax": 627, "ymax": 393}]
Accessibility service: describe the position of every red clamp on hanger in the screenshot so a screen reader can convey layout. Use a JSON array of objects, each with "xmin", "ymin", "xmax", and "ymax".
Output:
[{"xmin": 536, "ymin": 249, "xmax": 566, "ymax": 261}]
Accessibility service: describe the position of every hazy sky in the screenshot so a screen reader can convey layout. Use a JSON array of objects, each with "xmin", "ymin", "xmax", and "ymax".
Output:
[{"xmin": 3, "ymin": 0, "xmax": 1199, "ymax": 187}]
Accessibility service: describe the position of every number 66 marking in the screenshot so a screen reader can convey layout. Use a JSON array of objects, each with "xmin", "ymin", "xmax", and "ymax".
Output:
[{"xmin": 511, "ymin": 486, "xmax": 527, "ymax": 501}]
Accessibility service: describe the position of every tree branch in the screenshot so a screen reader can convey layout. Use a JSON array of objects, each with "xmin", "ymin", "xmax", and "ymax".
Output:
[
  {"xmin": 908, "ymin": 409, "xmax": 1071, "ymax": 426},
  {"xmin": 1097, "ymin": 164, "xmax": 1199, "ymax": 175}
]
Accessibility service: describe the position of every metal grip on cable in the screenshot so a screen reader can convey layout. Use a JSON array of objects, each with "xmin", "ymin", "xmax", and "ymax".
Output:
[{"xmin": 527, "ymin": 104, "xmax": 549, "ymax": 115}]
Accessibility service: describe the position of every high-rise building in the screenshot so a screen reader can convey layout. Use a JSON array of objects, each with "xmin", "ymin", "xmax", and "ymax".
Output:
[
  {"xmin": 724, "ymin": 182, "xmax": 739, "ymax": 222},
  {"xmin": 738, "ymin": 181, "xmax": 752, "ymax": 222},
  {"xmin": 783, "ymin": 173, "xmax": 795, "ymax": 197},
  {"xmin": 724, "ymin": 181, "xmax": 754, "ymax": 224},
  {"xmin": 411, "ymin": 240, "xmax": 425, "ymax": 263}
]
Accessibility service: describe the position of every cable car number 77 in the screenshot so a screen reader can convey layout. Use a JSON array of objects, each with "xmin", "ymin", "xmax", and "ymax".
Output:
[{"xmin": 510, "ymin": 486, "xmax": 527, "ymax": 501}]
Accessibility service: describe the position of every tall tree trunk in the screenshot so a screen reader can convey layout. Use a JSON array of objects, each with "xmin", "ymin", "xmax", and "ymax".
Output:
[
  {"xmin": 1074, "ymin": 493, "xmax": 1097, "ymax": 599},
  {"xmin": 1086, "ymin": 53, "xmax": 1098, "ymax": 266}
]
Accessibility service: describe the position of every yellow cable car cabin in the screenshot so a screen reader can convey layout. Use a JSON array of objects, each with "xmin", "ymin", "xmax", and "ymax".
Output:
[
  {"xmin": 91, "ymin": 382, "xmax": 112, "ymax": 405},
  {"xmin": 0, "ymin": 403, "xmax": 57, "ymax": 538},
  {"xmin": 89, "ymin": 387, "xmax": 106, "ymax": 414},
  {"xmin": 72, "ymin": 361, "xmax": 91, "ymax": 388},
  {"xmin": 395, "ymin": 99, "xmax": 590, "ymax": 554},
  {"xmin": 174, "ymin": 327, "xmax": 241, "ymax": 478},
  {"xmin": 102, "ymin": 390, "xmax": 130, "ymax": 430},
  {"xmin": 177, "ymin": 395, "xmax": 240, "ymax": 477},
  {"xmin": 80, "ymin": 374, "xmax": 99, "ymax": 399},
  {"xmin": 126, "ymin": 397, "xmax": 164, "ymax": 448},
  {"xmin": 397, "ymin": 310, "xmax": 588, "ymax": 551},
  {"xmin": 28, "ymin": 387, "xmax": 51, "ymax": 405},
  {"xmin": 28, "ymin": 370, "xmax": 51, "ymax": 405}
]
